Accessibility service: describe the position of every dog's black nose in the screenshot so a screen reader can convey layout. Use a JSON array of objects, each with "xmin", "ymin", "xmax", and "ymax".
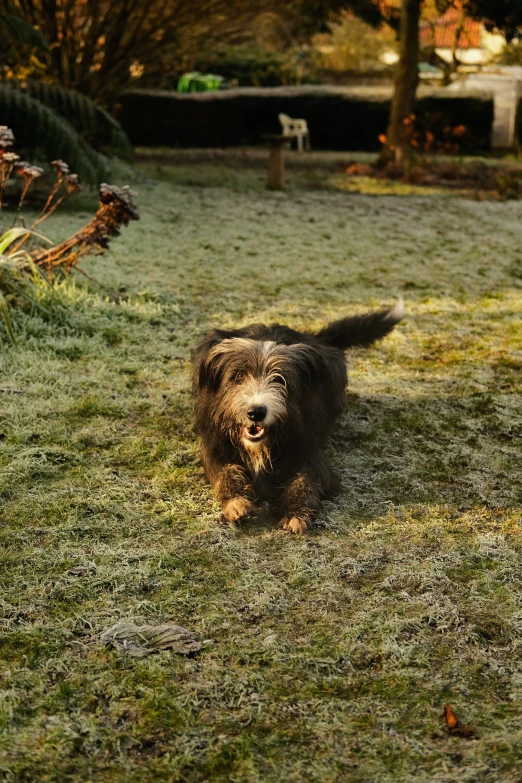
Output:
[{"xmin": 247, "ymin": 405, "xmax": 267, "ymax": 422}]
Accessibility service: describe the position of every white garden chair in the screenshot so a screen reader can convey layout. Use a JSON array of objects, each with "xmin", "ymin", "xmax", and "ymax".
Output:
[{"xmin": 278, "ymin": 113, "xmax": 310, "ymax": 152}]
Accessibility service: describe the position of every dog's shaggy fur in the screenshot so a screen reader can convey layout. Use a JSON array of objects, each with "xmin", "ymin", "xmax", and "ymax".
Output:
[{"xmin": 192, "ymin": 301, "xmax": 404, "ymax": 533}]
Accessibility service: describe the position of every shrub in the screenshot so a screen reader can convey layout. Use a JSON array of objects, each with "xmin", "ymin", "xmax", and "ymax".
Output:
[
  {"xmin": 119, "ymin": 86, "xmax": 493, "ymax": 152},
  {"xmin": 0, "ymin": 11, "xmax": 48, "ymax": 56},
  {"xmin": 14, "ymin": 80, "xmax": 134, "ymax": 161},
  {"xmin": 0, "ymin": 82, "xmax": 133, "ymax": 185},
  {"xmin": 194, "ymin": 48, "xmax": 308, "ymax": 88}
]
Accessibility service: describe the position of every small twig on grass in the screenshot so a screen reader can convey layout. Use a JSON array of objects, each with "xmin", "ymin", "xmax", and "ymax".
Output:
[
  {"xmin": 73, "ymin": 265, "xmax": 131, "ymax": 303},
  {"xmin": 73, "ymin": 265, "xmax": 104, "ymax": 286}
]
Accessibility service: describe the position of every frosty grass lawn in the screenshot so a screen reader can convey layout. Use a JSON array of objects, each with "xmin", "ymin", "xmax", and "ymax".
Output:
[{"xmin": 1, "ymin": 149, "xmax": 522, "ymax": 783}]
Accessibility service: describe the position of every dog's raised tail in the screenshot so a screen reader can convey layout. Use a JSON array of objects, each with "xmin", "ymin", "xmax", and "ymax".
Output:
[{"xmin": 316, "ymin": 299, "xmax": 404, "ymax": 350}]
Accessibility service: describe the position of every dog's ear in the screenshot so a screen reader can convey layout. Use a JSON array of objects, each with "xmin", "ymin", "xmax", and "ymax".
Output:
[
  {"xmin": 290, "ymin": 343, "xmax": 344, "ymax": 388},
  {"xmin": 290, "ymin": 344, "xmax": 324, "ymax": 383},
  {"xmin": 193, "ymin": 345, "xmax": 220, "ymax": 392},
  {"xmin": 192, "ymin": 333, "xmax": 228, "ymax": 392}
]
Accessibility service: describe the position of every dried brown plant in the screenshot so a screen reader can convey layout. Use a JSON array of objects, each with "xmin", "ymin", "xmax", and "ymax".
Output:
[
  {"xmin": 31, "ymin": 184, "xmax": 140, "ymax": 273},
  {"xmin": 0, "ymin": 126, "xmax": 139, "ymax": 274}
]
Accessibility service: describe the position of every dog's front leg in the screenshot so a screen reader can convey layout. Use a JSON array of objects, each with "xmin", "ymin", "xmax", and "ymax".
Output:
[
  {"xmin": 277, "ymin": 471, "xmax": 320, "ymax": 535},
  {"xmin": 213, "ymin": 463, "xmax": 255, "ymax": 525}
]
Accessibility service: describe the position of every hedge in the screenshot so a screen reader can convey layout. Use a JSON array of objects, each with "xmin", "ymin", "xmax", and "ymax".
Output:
[{"xmin": 119, "ymin": 86, "xmax": 493, "ymax": 152}]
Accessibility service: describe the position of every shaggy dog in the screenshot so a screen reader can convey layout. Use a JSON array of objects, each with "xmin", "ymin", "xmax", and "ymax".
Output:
[{"xmin": 192, "ymin": 300, "xmax": 404, "ymax": 534}]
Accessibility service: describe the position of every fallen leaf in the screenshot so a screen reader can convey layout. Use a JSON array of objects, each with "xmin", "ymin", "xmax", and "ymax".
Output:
[
  {"xmin": 101, "ymin": 622, "xmax": 202, "ymax": 657},
  {"xmin": 443, "ymin": 704, "xmax": 477, "ymax": 739},
  {"xmin": 345, "ymin": 163, "xmax": 374, "ymax": 177}
]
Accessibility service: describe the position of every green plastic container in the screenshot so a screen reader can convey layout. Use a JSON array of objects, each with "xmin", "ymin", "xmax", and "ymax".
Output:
[{"xmin": 177, "ymin": 72, "xmax": 223, "ymax": 93}]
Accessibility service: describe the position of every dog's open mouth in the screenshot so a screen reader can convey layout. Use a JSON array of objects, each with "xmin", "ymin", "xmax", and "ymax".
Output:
[{"xmin": 243, "ymin": 424, "xmax": 265, "ymax": 442}]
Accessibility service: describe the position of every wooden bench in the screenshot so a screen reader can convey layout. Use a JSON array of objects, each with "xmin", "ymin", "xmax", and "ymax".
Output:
[{"xmin": 278, "ymin": 113, "xmax": 310, "ymax": 152}]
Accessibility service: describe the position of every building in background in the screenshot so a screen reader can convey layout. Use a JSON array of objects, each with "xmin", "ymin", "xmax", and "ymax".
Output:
[{"xmin": 419, "ymin": 5, "xmax": 505, "ymax": 70}]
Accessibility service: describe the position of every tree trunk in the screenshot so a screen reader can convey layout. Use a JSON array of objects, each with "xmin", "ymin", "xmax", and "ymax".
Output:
[
  {"xmin": 379, "ymin": 0, "xmax": 422, "ymax": 166},
  {"xmin": 442, "ymin": 2, "xmax": 465, "ymax": 86}
]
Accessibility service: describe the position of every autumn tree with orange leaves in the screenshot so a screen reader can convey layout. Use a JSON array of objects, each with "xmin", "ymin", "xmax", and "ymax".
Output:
[{"xmin": 380, "ymin": 0, "xmax": 522, "ymax": 166}]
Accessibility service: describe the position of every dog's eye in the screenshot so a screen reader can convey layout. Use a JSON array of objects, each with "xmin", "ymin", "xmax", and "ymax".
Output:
[
  {"xmin": 272, "ymin": 375, "xmax": 286, "ymax": 385},
  {"xmin": 235, "ymin": 371, "xmax": 246, "ymax": 384}
]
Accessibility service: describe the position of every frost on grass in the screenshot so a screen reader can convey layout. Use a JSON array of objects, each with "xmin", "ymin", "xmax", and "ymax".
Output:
[
  {"xmin": 0, "ymin": 151, "xmax": 521, "ymax": 783},
  {"xmin": 101, "ymin": 622, "xmax": 201, "ymax": 657}
]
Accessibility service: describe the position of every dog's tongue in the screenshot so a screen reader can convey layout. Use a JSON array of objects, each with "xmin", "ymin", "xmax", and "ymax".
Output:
[{"xmin": 248, "ymin": 424, "xmax": 263, "ymax": 436}]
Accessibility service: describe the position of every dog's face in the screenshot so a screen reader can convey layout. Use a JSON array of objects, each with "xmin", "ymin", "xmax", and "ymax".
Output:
[{"xmin": 195, "ymin": 337, "xmax": 317, "ymax": 468}]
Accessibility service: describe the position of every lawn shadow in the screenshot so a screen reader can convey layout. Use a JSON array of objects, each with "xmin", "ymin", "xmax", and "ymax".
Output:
[
  {"xmin": 330, "ymin": 390, "xmax": 520, "ymax": 524},
  {"xmin": 230, "ymin": 388, "xmax": 520, "ymax": 537}
]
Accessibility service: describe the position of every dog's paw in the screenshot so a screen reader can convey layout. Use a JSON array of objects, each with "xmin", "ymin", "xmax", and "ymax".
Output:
[
  {"xmin": 281, "ymin": 516, "xmax": 309, "ymax": 535},
  {"xmin": 220, "ymin": 497, "xmax": 254, "ymax": 525}
]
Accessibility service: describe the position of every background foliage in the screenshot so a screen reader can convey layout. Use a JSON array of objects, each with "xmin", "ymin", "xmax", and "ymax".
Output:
[{"xmin": 1, "ymin": 0, "xmax": 399, "ymax": 103}]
